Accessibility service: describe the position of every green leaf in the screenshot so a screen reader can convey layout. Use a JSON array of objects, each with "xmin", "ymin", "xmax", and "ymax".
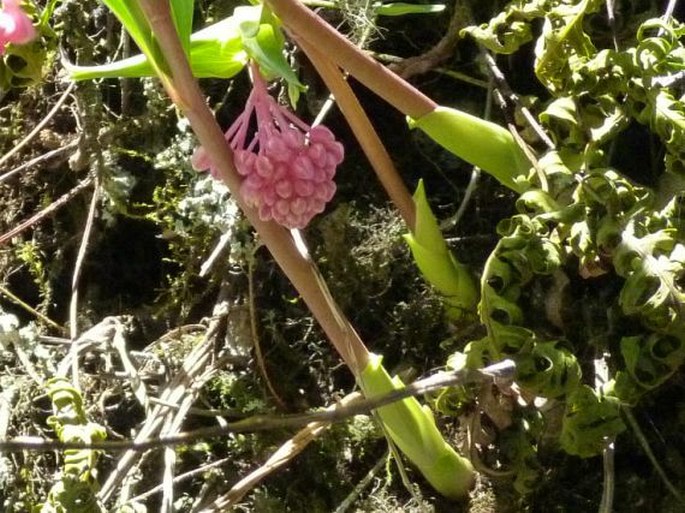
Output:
[
  {"xmin": 408, "ymin": 106, "xmax": 531, "ymax": 193},
  {"xmin": 359, "ymin": 353, "xmax": 474, "ymax": 499},
  {"xmin": 619, "ymin": 333, "xmax": 685, "ymax": 392},
  {"xmin": 460, "ymin": 0, "xmax": 544, "ymax": 55},
  {"xmin": 170, "ymin": 0, "xmax": 194, "ymax": 55},
  {"xmin": 376, "ymin": 3, "xmax": 445, "ymax": 16},
  {"xmin": 101, "ymin": 0, "xmax": 163, "ymax": 71},
  {"xmin": 404, "ymin": 180, "xmax": 478, "ymax": 319},
  {"xmin": 614, "ymin": 220, "xmax": 685, "ymax": 329},
  {"xmin": 560, "ymin": 385, "xmax": 625, "ymax": 457},
  {"xmin": 67, "ymin": 17, "xmax": 248, "ymax": 80},
  {"xmin": 239, "ymin": 8, "xmax": 304, "ymax": 105},
  {"xmin": 515, "ymin": 340, "xmax": 582, "ymax": 398}
]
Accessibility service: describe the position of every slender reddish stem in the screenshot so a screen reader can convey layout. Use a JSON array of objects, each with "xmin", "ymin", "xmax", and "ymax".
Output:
[
  {"xmin": 266, "ymin": 0, "xmax": 437, "ymax": 119},
  {"xmin": 296, "ymin": 36, "xmax": 417, "ymax": 230}
]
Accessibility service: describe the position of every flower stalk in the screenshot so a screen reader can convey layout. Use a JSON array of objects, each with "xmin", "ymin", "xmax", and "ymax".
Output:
[
  {"xmin": 266, "ymin": 0, "xmax": 532, "ymax": 190},
  {"xmin": 136, "ymin": 0, "xmax": 369, "ymax": 373},
  {"xmin": 128, "ymin": 0, "xmax": 476, "ymax": 499}
]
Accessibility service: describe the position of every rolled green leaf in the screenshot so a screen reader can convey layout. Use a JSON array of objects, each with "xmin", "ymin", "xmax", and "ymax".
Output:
[
  {"xmin": 404, "ymin": 180, "xmax": 478, "ymax": 319},
  {"xmin": 408, "ymin": 106, "xmax": 531, "ymax": 192},
  {"xmin": 359, "ymin": 353, "xmax": 475, "ymax": 499}
]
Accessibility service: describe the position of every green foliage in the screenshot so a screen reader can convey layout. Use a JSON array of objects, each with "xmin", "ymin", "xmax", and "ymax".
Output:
[
  {"xmin": 67, "ymin": 16, "xmax": 248, "ymax": 80},
  {"xmin": 408, "ymin": 106, "xmax": 531, "ymax": 192},
  {"xmin": 358, "ymin": 353, "xmax": 474, "ymax": 499},
  {"xmin": 376, "ymin": 2, "xmax": 445, "ymax": 16},
  {"xmin": 560, "ymin": 385, "xmax": 624, "ymax": 457},
  {"xmin": 68, "ymin": 3, "xmax": 304, "ymax": 102},
  {"xmin": 404, "ymin": 180, "xmax": 478, "ymax": 320},
  {"xmin": 461, "ymin": 0, "xmax": 544, "ymax": 54},
  {"xmin": 39, "ymin": 378, "xmax": 106, "ymax": 513},
  {"xmin": 439, "ymin": 1, "xmax": 685, "ymax": 496},
  {"xmin": 15, "ymin": 241, "xmax": 52, "ymax": 309},
  {"xmin": 0, "ymin": 0, "xmax": 56, "ymax": 90}
]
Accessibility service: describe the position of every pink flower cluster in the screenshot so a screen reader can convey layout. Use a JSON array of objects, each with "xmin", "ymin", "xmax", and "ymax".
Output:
[
  {"xmin": 0, "ymin": 0, "xmax": 36, "ymax": 55},
  {"xmin": 192, "ymin": 65, "xmax": 344, "ymax": 229}
]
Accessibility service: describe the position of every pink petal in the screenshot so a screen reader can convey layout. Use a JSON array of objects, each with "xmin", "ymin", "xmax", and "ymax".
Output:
[
  {"xmin": 190, "ymin": 147, "xmax": 211, "ymax": 171},
  {"xmin": 274, "ymin": 199, "xmax": 290, "ymax": 216},
  {"xmin": 325, "ymin": 142, "xmax": 345, "ymax": 166},
  {"xmin": 0, "ymin": 0, "xmax": 36, "ymax": 47},
  {"xmin": 294, "ymin": 180, "xmax": 314, "ymax": 197},
  {"xmin": 275, "ymin": 179, "xmax": 293, "ymax": 199},
  {"xmin": 258, "ymin": 204, "xmax": 273, "ymax": 222},
  {"xmin": 261, "ymin": 185, "xmax": 277, "ymax": 206},
  {"xmin": 234, "ymin": 150, "xmax": 255, "ymax": 176},
  {"xmin": 282, "ymin": 127, "xmax": 304, "ymax": 150},
  {"xmin": 309, "ymin": 125, "xmax": 335, "ymax": 143},
  {"xmin": 255, "ymin": 155, "xmax": 274, "ymax": 178},
  {"xmin": 264, "ymin": 134, "xmax": 291, "ymax": 162},
  {"xmin": 292, "ymin": 155, "xmax": 315, "ymax": 180},
  {"xmin": 290, "ymin": 197, "xmax": 308, "ymax": 216},
  {"xmin": 307, "ymin": 143, "xmax": 328, "ymax": 168}
]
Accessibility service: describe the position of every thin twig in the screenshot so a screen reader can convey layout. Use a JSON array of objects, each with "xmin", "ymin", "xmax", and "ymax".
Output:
[
  {"xmin": 0, "ymin": 82, "xmax": 76, "ymax": 169},
  {"xmin": 97, "ymin": 321, "xmax": 218, "ymax": 502},
  {"xmin": 480, "ymin": 52, "xmax": 549, "ymax": 191},
  {"xmin": 384, "ymin": 420, "xmax": 421, "ymax": 501},
  {"xmin": 387, "ymin": 3, "xmax": 469, "ymax": 80},
  {"xmin": 199, "ymin": 231, "xmax": 232, "ymax": 277},
  {"xmin": 69, "ymin": 175, "xmax": 99, "ymax": 389},
  {"xmin": 333, "ymin": 451, "xmax": 388, "ymax": 513},
  {"xmin": 480, "ymin": 52, "xmax": 555, "ymax": 150},
  {"xmin": 124, "ymin": 455, "xmax": 234, "ymax": 506},
  {"xmin": 0, "ymin": 175, "xmax": 94, "ymax": 245},
  {"xmin": 0, "ymin": 139, "xmax": 79, "ymax": 184},
  {"xmin": 598, "ymin": 439, "xmax": 615, "ymax": 513},
  {"xmin": 622, "ymin": 407, "xmax": 685, "ymax": 504},
  {"xmin": 203, "ymin": 392, "xmax": 365, "ymax": 511},
  {"xmin": 247, "ymin": 247, "xmax": 287, "ymax": 410},
  {"xmin": 0, "ymin": 283, "xmax": 65, "ymax": 333},
  {"xmin": 374, "ymin": 53, "xmax": 490, "ymax": 89},
  {"xmin": 663, "ymin": 0, "xmax": 678, "ymax": 22},
  {"xmin": 442, "ymin": 78, "xmax": 494, "ymax": 230},
  {"xmin": 0, "ymin": 360, "xmax": 515, "ymax": 453}
]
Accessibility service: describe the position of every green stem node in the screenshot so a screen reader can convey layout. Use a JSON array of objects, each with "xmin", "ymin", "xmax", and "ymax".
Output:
[{"xmin": 359, "ymin": 353, "xmax": 475, "ymax": 499}]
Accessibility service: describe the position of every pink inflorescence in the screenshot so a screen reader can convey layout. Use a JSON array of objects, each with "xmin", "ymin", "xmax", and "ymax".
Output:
[
  {"xmin": 192, "ymin": 65, "xmax": 344, "ymax": 229},
  {"xmin": 0, "ymin": 0, "xmax": 37, "ymax": 55}
]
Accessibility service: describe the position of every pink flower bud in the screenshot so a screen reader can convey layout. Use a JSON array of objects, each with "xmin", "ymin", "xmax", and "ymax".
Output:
[
  {"xmin": 0, "ymin": 0, "xmax": 37, "ymax": 55},
  {"xmin": 193, "ymin": 62, "xmax": 344, "ymax": 229}
]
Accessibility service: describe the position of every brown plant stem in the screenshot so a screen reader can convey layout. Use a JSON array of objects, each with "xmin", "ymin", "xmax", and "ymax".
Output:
[
  {"xmin": 136, "ymin": 0, "xmax": 369, "ymax": 374},
  {"xmin": 296, "ymin": 37, "xmax": 416, "ymax": 230},
  {"xmin": 266, "ymin": 0, "xmax": 436, "ymax": 119}
]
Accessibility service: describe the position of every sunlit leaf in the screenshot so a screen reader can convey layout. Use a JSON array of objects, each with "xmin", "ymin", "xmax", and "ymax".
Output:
[
  {"xmin": 67, "ymin": 17, "xmax": 248, "ymax": 80},
  {"xmin": 408, "ymin": 106, "xmax": 531, "ymax": 193},
  {"xmin": 404, "ymin": 180, "xmax": 478, "ymax": 319},
  {"xmin": 376, "ymin": 3, "xmax": 445, "ymax": 16}
]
